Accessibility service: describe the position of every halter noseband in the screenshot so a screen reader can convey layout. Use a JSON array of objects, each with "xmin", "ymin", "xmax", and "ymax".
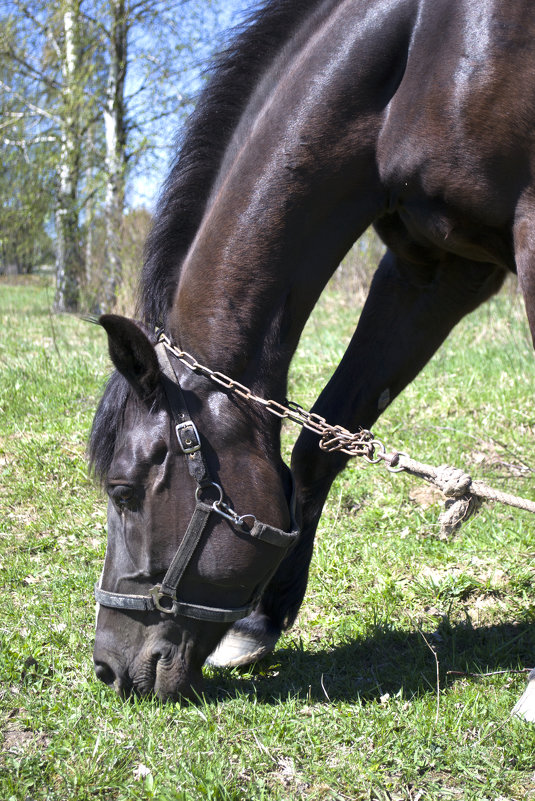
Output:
[{"xmin": 94, "ymin": 336, "xmax": 301, "ymax": 623}]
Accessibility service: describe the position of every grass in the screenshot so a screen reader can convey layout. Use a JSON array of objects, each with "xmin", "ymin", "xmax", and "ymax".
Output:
[{"xmin": 1, "ymin": 273, "xmax": 535, "ymax": 800}]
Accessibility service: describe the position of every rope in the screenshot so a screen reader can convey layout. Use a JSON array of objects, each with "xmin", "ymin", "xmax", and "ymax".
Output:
[{"xmin": 382, "ymin": 454, "xmax": 535, "ymax": 536}]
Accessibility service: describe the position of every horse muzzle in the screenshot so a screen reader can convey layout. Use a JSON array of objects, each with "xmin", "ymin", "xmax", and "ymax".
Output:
[{"xmin": 93, "ymin": 628, "xmax": 204, "ymax": 702}]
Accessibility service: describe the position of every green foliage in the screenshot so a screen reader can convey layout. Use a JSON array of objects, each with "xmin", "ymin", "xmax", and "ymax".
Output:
[
  {"xmin": 330, "ymin": 228, "xmax": 386, "ymax": 304},
  {"xmin": 0, "ymin": 0, "xmax": 232, "ymax": 309},
  {"xmin": 0, "ymin": 151, "xmax": 54, "ymax": 274},
  {"xmin": 81, "ymin": 206, "xmax": 152, "ymax": 315},
  {"xmin": 0, "ymin": 17, "xmax": 57, "ymax": 275},
  {"xmin": 1, "ymin": 275, "xmax": 534, "ymax": 799}
]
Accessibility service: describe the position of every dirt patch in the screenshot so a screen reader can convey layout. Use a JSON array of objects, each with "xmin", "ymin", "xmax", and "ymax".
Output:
[
  {"xmin": 409, "ymin": 485, "xmax": 445, "ymax": 509},
  {"xmin": 3, "ymin": 726, "xmax": 34, "ymax": 750},
  {"xmin": 1, "ymin": 275, "xmax": 37, "ymax": 286},
  {"xmin": 469, "ymin": 441, "xmax": 532, "ymax": 478},
  {"xmin": 2, "ymin": 709, "xmax": 50, "ymax": 754}
]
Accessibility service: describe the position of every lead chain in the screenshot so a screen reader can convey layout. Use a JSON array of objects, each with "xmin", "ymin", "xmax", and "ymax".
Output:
[{"xmin": 157, "ymin": 333, "xmax": 387, "ymax": 462}]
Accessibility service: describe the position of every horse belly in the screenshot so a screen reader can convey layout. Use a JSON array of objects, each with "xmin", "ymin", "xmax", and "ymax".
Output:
[{"xmin": 375, "ymin": 201, "xmax": 516, "ymax": 272}]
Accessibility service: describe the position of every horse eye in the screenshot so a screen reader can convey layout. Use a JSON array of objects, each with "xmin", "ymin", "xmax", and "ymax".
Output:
[{"xmin": 108, "ymin": 484, "xmax": 139, "ymax": 511}]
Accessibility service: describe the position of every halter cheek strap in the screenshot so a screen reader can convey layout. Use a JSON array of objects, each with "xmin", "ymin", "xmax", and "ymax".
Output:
[{"xmin": 95, "ymin": 337, "xmax": 301, "ymax": 623}]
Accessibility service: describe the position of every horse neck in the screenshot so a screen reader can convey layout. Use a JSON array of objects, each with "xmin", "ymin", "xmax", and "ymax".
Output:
[
  {"xmin": 168, "ymin": 0, "xmax": 383, "ymax": 396},
  {"xmin": 169, "ymin": 174, "xmax": 366, "ymax": 401}
]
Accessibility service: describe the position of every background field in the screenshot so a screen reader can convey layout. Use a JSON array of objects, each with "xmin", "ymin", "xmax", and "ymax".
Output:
[{"xmin": 1, "ymin": 272, "xmax": 535, "ymax": 800}]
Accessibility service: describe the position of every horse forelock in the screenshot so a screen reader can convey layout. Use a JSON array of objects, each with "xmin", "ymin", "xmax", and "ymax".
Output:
[
  {"xmin": 89, "ymin": 371, "xmax": 131, "ymax": 484},
  {"xmin": 139, "ymin": 0, "xmax": 329, "ymax": 329}
]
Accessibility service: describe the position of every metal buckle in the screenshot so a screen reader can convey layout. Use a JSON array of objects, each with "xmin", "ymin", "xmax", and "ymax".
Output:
[
  {"xmin": 175, "ymin": 421, "xmax": 201, "ymax": 454},
  {"xmin": 149, "ymin": 585, "xmax": 176, "ymax": 614},
  {"xmin": 195, "ymin": 483, "xmax": 256, "ymax": 530}
]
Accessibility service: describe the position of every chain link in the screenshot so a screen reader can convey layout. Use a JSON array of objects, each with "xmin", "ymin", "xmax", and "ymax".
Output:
[{"xmin": 158, "ymin": 332, "xmax": 380, "ymax": 461}]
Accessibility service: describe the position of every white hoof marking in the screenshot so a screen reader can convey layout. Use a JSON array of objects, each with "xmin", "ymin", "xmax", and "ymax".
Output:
[
  {"xmin": 512, "ymin": 676, "xmax": 535, "ymax": 722},
  {"xmin": 205, "ymin": 629, "xmax": 279, "ymax": 668}
]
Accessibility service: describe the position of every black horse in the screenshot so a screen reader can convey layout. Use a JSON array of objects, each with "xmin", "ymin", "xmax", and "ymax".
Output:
[{"xmin": 90, "ymin": 0, "xmax": 535, "ymax": 712}]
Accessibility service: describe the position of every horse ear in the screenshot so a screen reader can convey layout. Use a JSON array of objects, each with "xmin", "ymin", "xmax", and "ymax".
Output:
[{"xmin": 99, "ymin": 314, "xmax": 160, "ymax": 399}]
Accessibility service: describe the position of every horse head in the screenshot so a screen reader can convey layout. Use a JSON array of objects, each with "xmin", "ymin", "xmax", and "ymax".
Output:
[{"xmin": 92, "ymin": 315, "xmax": 298, "ymax": 700}]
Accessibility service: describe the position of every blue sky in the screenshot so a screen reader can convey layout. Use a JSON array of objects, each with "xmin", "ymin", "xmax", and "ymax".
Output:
[{"xmin": 131, "ymin": 0, "xmax": 255, "ymax": 208}]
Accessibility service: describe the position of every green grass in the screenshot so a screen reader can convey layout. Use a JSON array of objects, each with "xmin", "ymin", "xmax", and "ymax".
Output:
[{"xmin": 1, "ymin": 274, "xmax": 535, "ymax": 800}]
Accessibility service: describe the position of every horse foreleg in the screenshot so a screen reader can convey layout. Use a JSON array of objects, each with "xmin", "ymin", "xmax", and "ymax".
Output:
[{"xmin": 207, "ymin": 249, "xmax": 507, "ymax": 668}]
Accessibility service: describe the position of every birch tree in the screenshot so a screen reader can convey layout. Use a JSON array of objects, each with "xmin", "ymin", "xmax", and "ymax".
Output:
[
  {"xmin": 0, "ymin": 0, "xmax": 98, "ymax": 309},
  {"xmin": 54, "ymin": 0, "xmax": 83, "ymax": 310},
  {"xmin": 80, "ymin": 0, "xmax": 224, "ymax": 310},
  {"xmin": 101, "ymin": 0, "xmax": 127, "ymax": 310},
  {"xmin": 0, "ymin": 0, "xmax": 227, "ymax": 311},
  {"xmin": 0, "ymin": 19, "xmax": 54, "ymax": 272}
]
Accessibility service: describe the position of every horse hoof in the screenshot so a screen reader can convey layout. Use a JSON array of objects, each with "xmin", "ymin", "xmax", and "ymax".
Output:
[
  {"xmin": 205, "ymin": 628, "xmax": 279, "ymax": 668},
  {"xmin": 512, "ymin": 671, "xmax": 535, "ymax": 722}
]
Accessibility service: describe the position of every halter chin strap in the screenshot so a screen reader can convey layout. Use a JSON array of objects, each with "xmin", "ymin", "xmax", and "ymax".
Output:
[{"xmin": 95, "ymin": 336, "xmax": 301, "ymax": 623}]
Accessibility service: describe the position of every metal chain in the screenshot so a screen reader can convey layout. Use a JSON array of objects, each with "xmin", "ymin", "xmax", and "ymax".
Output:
[
  {"xmin": 158, "ymin": 332, "xmax": 383, "ymax": 462},
  {"xmin": 157, "ymin": 333, "xmax": 535, "ymax": 519}
]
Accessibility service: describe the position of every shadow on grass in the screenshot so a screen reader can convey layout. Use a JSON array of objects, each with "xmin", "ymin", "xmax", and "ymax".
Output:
[{"xmin": 203, "ymin": 619, "xmax": 535, "ymax": 704}]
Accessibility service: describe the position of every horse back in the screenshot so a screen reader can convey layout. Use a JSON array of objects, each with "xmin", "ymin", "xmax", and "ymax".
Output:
[{"xmin": 376, "ymin": 0, "xmax": 535, "ymax": 269}]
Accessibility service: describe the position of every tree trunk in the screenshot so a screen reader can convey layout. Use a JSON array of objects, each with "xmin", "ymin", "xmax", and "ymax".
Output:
[
  {"xmin": 102, "ymin": 0, "xmax": 128, "ymax": 312},
  {"xmin": 54, "ymin": 0, "xmax": 82, "ymax": 313}
]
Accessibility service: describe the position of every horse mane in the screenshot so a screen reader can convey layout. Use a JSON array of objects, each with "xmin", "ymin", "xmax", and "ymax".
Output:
[
  {"xmin": 139, "ymin": 0, "xmax": 326, "ymax": 329},
  {"xmin": 90, "ymin": 0, "xmax": 327, "ymax": 481},
  {"xmin": 89, "ymin": 323, "xmax": 159, "ymax": 483}
]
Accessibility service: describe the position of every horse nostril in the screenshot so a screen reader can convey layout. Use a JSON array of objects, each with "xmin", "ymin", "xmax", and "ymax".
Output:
[
  {"xmin": 94, "ymin": 658, "xmax": 133, "ymax": 698},
  {"xmin": 94, "ymin": 660, "xmax": 116, "ymax": 686}
]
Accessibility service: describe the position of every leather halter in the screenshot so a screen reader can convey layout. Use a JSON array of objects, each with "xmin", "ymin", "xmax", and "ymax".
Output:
[{"xmin": 94, "ymin": 337, "xmax": 301, "ymax": 623}]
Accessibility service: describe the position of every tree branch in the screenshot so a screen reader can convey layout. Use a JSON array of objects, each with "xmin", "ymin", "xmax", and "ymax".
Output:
[
  {"xmin": 3, "ymin": 135, "xmax": 57, "ymax": 146},
  {"xmin": 0, "ymin": 79, "xmax": 61, "ymax": 123}
]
